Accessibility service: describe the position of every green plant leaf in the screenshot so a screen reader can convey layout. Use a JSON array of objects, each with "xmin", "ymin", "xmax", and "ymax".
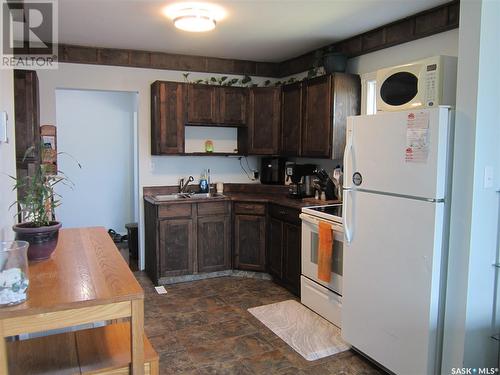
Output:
[{"xmin": 241, "ymin": 75, "xmax": 251, "ymax": 84}]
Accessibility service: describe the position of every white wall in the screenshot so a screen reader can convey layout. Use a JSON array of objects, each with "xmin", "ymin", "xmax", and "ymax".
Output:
[
  {"xmin": 55, "ymin": 89, "xmax": 137, "ymax": 234},
  {"xmin": 347, "ymin": 29, "xmax": 459, "ymax": 75},
  {"xmin": 36, "ymin": 65, "xmax": 267, "ymax": 268},
  {"xmin": 0, "ymin": 70, "xmax": 17, "ymax": 241},
  {"xmin": 442, "ymin": 0, "xmax": 500, "ymax": 370}
]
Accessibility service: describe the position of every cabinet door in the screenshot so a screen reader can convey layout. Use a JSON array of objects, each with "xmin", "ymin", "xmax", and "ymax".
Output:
[
  {"xmin": 331, "ymin": 73, "xmax": 361, "ymax": 160},
  {"xmin": 302, "ymin": 75, "xmax": 332, "ymax": 158},
  {"xmin": 187, "ymin": 84, "xmax": 218, "ymax": 124},
  {"xmin": 247, "ymin": 87, "xmax": 281, "ymax": 155},
  {"xmin": 219, "ymin": 87, "xmax": 247, "ymax": 125},
  {"xmin": 234, "ymin": 214, "xmax": 266, "ymax": 271},
  {"xmin": 283, "ymin": 222, "xmax": 301, "ymax": 296},
  {"xmin": 151, "ymin": 81, "xmax": 185, "ymax": 155},
  {"xmin": 268, "ymin": 217, "xmax": 284, "ymax": 279},
  {"xmin": 198, "ymin": 215, "xmax": 231, "ymax": 273},
  {"xmin": 159, "ymin": 219, "xmax": 194, "ymax": 277},
  {"xmin": 281, "ymin": 82, "xmax": 302, "ymax": 156}
]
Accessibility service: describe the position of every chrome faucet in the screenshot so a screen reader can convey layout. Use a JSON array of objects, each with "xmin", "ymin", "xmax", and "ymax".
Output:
[{"xmin": 179, "ymin": 176, "xmax": 194, "ymax": 193}]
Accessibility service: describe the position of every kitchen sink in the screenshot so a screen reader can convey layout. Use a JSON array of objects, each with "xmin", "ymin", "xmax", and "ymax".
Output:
[{"xmin": 154, "ymin": 193, "xmax": 225, "ymax": 201}]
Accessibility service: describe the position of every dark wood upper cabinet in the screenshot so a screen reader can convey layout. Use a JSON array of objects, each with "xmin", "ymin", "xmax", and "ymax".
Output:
[
  {"xmin": 281, "ymin": 82, "xmax": 302, "ymax": 156},
  {"xmin": 302, "ymin": 75, "xmax": 333, "ymax": 158},
  {"xmin": 301, "ymin": 73, "xmax": 360, "ymax": 159},
  {"xmin": 331, "ymin": 73, "xmax": 361, "ymax": 161},
  {"xmin": 186, "ymin": 84, "xmax": 218, "ymax": 124},
  {"xmin": 218, "ymin": 87, "xmax": 247, "ymax": 126},
  {"xmin": 14, "ymin": 70, "xmax": 40, "ymax": 172},
  {"xmin": 247, "ymin": 87, "xmax": 281, "ymax": 155},
  {"xmin": 151, "ymin": 81, "xmax": 185, "ymax": 155}
]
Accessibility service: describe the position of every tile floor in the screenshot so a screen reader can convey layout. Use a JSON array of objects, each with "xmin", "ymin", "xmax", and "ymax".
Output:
[{"xmin": 135, "ymin": 272, "xmax": 386, "ymax": 375}]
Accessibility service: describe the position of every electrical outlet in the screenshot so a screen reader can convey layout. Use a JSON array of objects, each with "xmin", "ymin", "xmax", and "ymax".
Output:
[{"xmin": 484, "ymin": 166, "xmax": 494, "ymax": 189}]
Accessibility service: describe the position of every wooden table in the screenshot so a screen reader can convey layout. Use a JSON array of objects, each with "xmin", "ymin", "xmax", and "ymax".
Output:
[{"xmin": 0, "ymin": 227, "xmax": 149, "ymax": 374}]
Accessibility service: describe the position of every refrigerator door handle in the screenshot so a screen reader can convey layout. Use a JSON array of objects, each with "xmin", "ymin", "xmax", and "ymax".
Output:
[
  {"xmin": 344, "ymin": 189, "xmax": 353, "ymax": 243},
  {"xmin": 344, "ymin": 127, "xmax": 354, "ymax": 178}
]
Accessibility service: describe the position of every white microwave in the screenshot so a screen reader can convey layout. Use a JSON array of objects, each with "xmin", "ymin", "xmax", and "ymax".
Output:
[{"xmin": 376, "ymin": 55, "xmax": 457, "ymax": 112}]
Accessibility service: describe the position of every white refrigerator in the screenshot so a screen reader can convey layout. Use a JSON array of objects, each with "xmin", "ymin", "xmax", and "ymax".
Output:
[{"xmin": 342, "ymin": 107, "xmax": 454, "ymax": 375}]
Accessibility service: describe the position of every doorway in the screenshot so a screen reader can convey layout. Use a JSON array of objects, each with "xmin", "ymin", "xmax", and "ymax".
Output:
[{"xmin": 54, "ymin": 89, "xmax": 138, "ymax": 245}]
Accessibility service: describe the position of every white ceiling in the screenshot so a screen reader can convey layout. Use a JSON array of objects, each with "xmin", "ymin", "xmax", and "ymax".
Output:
[{"xmin": 58, "ymin": 0, "xmax": 449, "ymax": 62}]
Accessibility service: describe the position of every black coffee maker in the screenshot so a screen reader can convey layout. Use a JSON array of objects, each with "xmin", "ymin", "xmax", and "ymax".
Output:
[{"xmin": 285, "ymin": 162, "xmax": 317, "ymax": 198}]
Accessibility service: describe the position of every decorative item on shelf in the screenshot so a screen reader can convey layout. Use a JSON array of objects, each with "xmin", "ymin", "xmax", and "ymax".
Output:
[
  {"xmin": 40, "ymin": 124, "xmax": 57, "ymax": 175},
  {"xmin": 322, "ymin": 46, "xmax": 347, "ymax": 74},
  {"xmin": 205, "ymin": 139, "xmax": 214, "ymax": 153},
  {"xmin": 0, "ymin": 241, "xmax": 29, "ymax": 306},
  {"xmin": 10, "ymin": 139, "xmax": 81, "ymax": 261}
]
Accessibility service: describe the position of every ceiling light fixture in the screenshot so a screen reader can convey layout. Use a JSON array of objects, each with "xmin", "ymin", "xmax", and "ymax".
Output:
[{"xmin": 163, "ymin": 2, "xmax": 226, "ymax": 33}]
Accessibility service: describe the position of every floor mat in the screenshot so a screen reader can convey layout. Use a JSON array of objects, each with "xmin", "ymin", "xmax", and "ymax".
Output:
[{"xmin": 248, "ymin": 299, "xmax": 350, "ymax": 361}]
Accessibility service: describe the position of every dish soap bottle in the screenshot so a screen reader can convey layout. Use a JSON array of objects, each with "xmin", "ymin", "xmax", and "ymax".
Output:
[{"xmin": 199, "ymin": 170, "xmax": 209, "ymax": 193}]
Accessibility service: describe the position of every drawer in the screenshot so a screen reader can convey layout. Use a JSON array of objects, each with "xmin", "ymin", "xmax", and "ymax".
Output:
[
  {"xmin": 301, "ymin": 276, "xmax": 342, "ymax": 328},
  {"xmin": 234, "ymin": 202, "xmax": 266, "ymax": 216},
  {"xmin": 197, "ymin": 201, "xmax": 228, "ymax": 216},
  {"xmin": 269, "ymin": 204, "xmax": 300, "ymax": 225},
  {"xmin": 158, "ymin": 203, "xmax": 192, "ymax": 218}
]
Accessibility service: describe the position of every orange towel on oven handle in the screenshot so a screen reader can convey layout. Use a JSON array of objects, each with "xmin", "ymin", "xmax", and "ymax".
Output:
[{"xmin": 318, "ymin": 221, "xmax": 333, "ymax": 283}]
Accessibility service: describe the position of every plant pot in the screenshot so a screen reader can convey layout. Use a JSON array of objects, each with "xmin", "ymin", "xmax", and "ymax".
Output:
[
  {"xmin": 323, "ymin": 52, "xmax": 347, "ymax": 74},
  {"xmin": 12, "ymin": 222, "xmax": 62, "ymax": 261}
]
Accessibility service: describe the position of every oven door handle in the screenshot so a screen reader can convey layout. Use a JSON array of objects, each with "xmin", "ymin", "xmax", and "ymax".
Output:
[
  {"xmin": 299, "ymin": 214, "xmax": 343, "ymax": 232},
  {"xmin": 344, "ymin": 189, "xmax": 353, "ymax": 243}
]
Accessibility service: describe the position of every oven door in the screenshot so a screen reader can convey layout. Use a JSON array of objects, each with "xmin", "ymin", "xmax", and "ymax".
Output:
[{"xmin": 300, "ymin": 213, "xmax": 343, "ymax": 295}]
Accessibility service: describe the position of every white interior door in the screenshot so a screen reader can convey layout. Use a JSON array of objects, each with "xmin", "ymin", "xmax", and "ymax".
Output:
[
  {"xmin": 344, "ymin": 107, "xmax": 451, "ymax": 199},
  {"xmin": 342, "ymin": 190, "xmax": 445, "ymax": 375}
]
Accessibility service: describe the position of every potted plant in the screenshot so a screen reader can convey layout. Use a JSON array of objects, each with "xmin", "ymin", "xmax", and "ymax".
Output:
[
  {"xmin": 322, "ymin": 46, "xmax": 348, "ymax": 74},
  {"xmin": 9, "ymin": 144, "xmax": 80, "ymax": 261}
]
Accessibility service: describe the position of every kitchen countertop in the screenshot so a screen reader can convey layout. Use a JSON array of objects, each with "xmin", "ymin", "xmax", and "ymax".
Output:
[{"xmin": 144, "ymin": 192, "xmax": 340, "ymax": 210}]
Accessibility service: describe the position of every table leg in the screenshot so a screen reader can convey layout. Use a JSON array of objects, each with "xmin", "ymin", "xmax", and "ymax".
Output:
[
  {"xmin": 131, "ymin": 299, "xmax": 144, "ymax": 375},
  {"xmin": 0, "ymin": 322, "xmax": 8, "ymax": 374}
]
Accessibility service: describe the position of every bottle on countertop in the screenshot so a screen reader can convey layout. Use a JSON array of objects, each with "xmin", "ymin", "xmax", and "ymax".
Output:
[{"xmin": 199, "ymin": 170, "xmax": 209, "ymax": 193}]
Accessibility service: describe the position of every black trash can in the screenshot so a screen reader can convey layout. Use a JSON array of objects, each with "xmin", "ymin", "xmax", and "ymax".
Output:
[{"xmin": 125, "ymin": 222, "xmax": 138, "ymax": 260}]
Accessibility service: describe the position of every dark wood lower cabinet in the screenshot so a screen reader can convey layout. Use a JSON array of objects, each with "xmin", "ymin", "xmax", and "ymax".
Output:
[
  {"xmin": 283, "ymin": 222, "xmax": 301, "ymax": 294},
  {"xmin": 267, "ymin": 205, "xmax": 301, "ymax": 296},
  {"xmin": 234, "ymin": 214, "xmax": 266, "ymax": 271},
  {"xmin": 145, "ymin": 199, "xmax": 300, "ymax": 294},
  {"xmin": 268, "ymin": 217, "xmax": 284, "ymax": 279},
  {"xmin": 198, "ymin": 215, "xmax": 231, "ymax": 273},
  {"xmin": 159, "ymin": 218, "xmax": 194, "ymax": 278}
]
